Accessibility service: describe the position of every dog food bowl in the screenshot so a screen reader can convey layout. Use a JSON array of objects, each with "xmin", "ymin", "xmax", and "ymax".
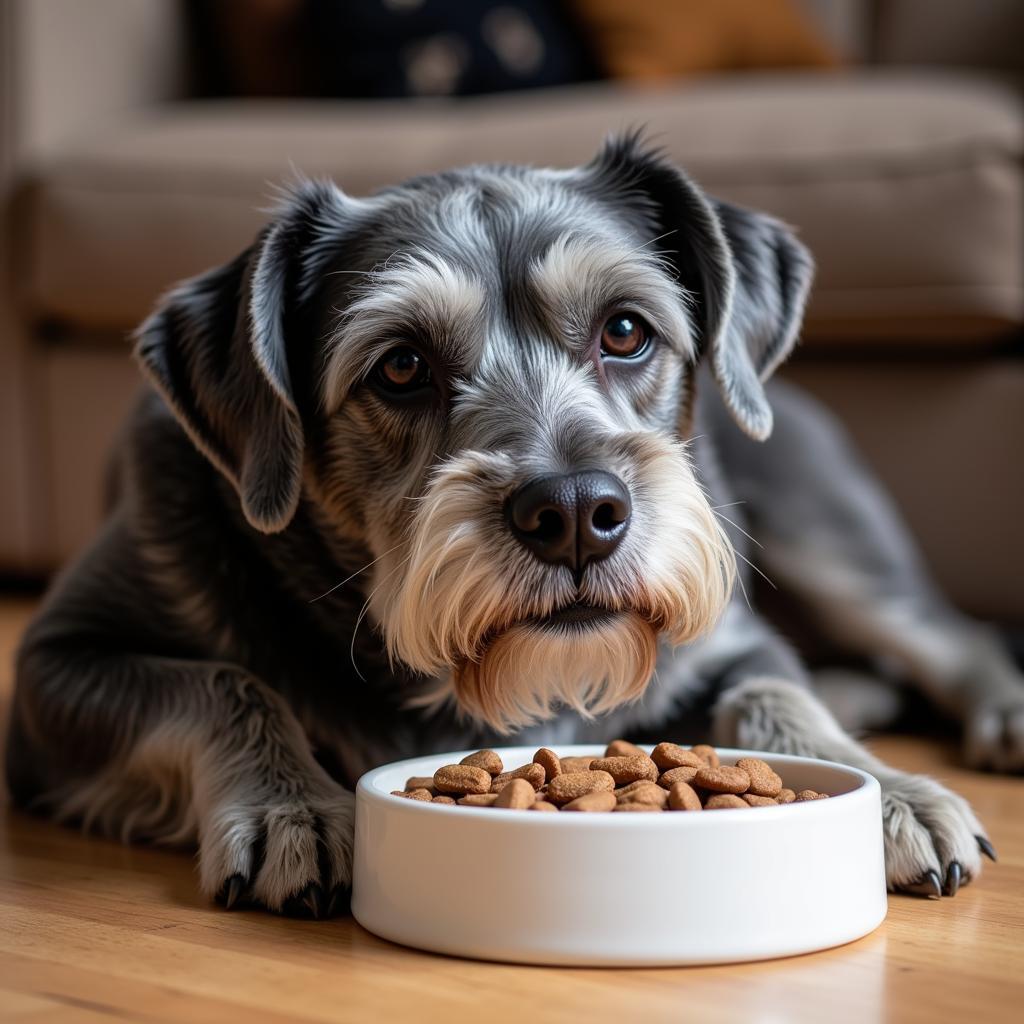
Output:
[{"xmin": 352, "ymin": 746, "xmax": 886, "ymax": 966}]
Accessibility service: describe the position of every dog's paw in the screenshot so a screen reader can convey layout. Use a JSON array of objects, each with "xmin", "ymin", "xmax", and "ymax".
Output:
[
  {"xmin": 198, "ymin": 780, "xmax": 355, "ymax": 919},
  {"xmin": 964, "ymin": 694, "xmax": 1024, "ymax": 773},
  {"xmin": 879, "ymin": 771, "xmax": 992, "ymax": 897}
]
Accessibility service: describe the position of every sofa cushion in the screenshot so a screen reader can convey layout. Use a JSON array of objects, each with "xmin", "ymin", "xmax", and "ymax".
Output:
[{"xmin": 20, "ymin": 70, "xmax": 1023, "ymax": 344}]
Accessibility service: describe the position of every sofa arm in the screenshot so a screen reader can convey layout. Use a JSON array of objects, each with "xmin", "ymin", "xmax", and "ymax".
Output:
[{"xmin": 10, "ymin": 0, "xmax": 186, "ymax": 160}]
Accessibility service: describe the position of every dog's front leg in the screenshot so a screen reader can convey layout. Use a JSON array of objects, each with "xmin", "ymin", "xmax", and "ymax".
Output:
[
  {"xmin": 709, "ymin": 652, "xmax": 992, "ymax": 897},
  {"xmin": 9, "ymin": 642, "xmax": 354, "ymax": 917}
]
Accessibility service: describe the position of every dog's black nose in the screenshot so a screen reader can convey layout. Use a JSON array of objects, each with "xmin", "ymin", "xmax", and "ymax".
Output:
[{"xmin": 508, "ymin": 471, "xmax": 631, "ymax": 573}]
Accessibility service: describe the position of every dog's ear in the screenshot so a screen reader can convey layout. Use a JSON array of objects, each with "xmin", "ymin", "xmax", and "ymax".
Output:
[
  {"xmin": 581, "ymin": 135, "xmax": 814, "ymax": 440},
  {"xmin": 134, "ymin": 180, "xmax": 354, "ymax": 532}
]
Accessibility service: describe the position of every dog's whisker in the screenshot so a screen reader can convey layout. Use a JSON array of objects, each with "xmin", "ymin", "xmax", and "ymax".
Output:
[
  {"xmin": 348, "ymin": 553, "xmax": 412, "ymax": 681},
  {"xmin": 713, "ymin": 510, "xmax": 764, "ymax": 550},
  {"xmin": 309, "ymin": 542, "xmax": 405, "ymax": 603},
  {"xmin": 733, "ymin": 549, "xmax": 778, "ymax": 590}
]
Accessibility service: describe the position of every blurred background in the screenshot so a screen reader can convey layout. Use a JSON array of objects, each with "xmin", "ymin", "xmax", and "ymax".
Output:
[{"xmin": 0, "ymin": 0, "xmax": 1021, "ymax": 627}]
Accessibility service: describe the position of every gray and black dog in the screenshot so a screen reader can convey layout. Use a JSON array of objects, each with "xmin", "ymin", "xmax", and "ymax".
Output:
[{"xmin": 8, "ymin": 135, "xmax": 1020, "ymax": 917}]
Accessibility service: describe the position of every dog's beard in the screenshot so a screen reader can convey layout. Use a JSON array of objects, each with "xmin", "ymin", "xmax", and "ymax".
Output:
[{"xmin": 374, "ymin": 435, "xmax": 735, "ymax": 732}]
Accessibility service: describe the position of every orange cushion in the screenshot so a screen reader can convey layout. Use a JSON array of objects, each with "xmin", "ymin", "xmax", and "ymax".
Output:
[{"xmin": 570, "ymin": 0, "xmax": 838, "ymax": 82}]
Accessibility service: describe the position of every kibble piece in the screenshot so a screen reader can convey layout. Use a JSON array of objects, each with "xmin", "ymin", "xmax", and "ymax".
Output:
[
  {"xmin": 529, "ymin": 800, "xmax": 559, "ymax": 812},
  {"xmin": 434, "ymin": 764, "xmax": 492, "ymax": 795},
  {"xmin": 391, "ymin": 788, "xmax": 433, "ymax": 802},
  {"xmin": 563, "ymin": 790, "xmax": 617, "ymax": 812},
  {"xmin": 560, "ymin": 756, "xmax": 596, "ymax": 773},
  {"xmin": 616, "ymin": 781, "xmax": 669, "ymax": 808},
  {"xmin": 460, "ymin": 749, "xmax": 504, "ymax": 776},
  {"xmin": 590, "ymin": 754, "xmax": 659, "ymax": 785},
  {"xmin": 604, "ymin": 739, "xmax": 645, "ymax": 757},
  {"xmin": 491, "ymin": 763, "xmax": 546, "ymax": 792},
  {"xmin": 777, "ymin": 788, "xmax": 796, "ymax": 804},
  {"xmin": 404, "ymin": 776, "xmax": 437, "ymax": 793},
  {"xmin": 737, "ymin": 757, "xmax": 783, "ymax": 798},
  {"xmin": 742, "ymin": 793, "xmax": 778, "ymax": 807},
  {"xmin": 494, "ymin": 778, "xmax": 536, "ymax": 809},
  {"xmin": 668, "ymin": 781, "xmax": 703, "ymax": 811},
  {"xmin": 692, "ymin": 744, "xmax": 720, "ymax": 767},
  {"xmin": 546, "ymin": 770, "xmax": 615, "ymax": 805},
  {"xmin": 651, "ymin": 742, "xmax": 705, "ymax": 771},
  {"xmin": 432, "ymin": 795, "xmax": 457, "ymax": 805},
  {"xmin": 704, "ymin": 793, "xmax": 749, "ymax": 810},
  {"xmin": 458, "ymin": 792, "xmax": 498, "ymax": 806},
  {"xmin": 694, "ymin": 764, "xmax": 750, "ymax": 794},
  {"xmin": 614, "ymin": 801, "xmax": 663, "ymax": 812},
  {"xmin": 533, "ymin": 748, "xmax": 562, "ymax": 782},
  {"xmin": 657, "ymin": 765, "xmax": 700, "ymax": 789},
  {"xmin": 795, "ymin": 789, "xmax": 829, "ymax": 802}
]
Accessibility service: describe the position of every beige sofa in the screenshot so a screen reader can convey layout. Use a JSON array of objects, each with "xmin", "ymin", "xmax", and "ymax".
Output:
[{"xmin": 1, "ymin": 0, "xmax": 1022, "ymax": 619}]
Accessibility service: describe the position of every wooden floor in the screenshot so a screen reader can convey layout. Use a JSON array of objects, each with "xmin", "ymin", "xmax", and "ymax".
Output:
[{"xmin": 1, "ymin": 596, "xmax": 1022, "ymax": 1023}]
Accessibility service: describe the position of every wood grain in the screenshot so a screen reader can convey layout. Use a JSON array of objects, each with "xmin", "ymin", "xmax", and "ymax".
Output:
[{"xmin": 1, "ymin": 595, "xmax": 1022, "ymax": 1023}]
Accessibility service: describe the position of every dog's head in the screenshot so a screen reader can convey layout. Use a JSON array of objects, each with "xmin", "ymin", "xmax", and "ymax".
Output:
[{"xmin": 135, "ymin": 134, "xmax": 812, "ymax": 731}]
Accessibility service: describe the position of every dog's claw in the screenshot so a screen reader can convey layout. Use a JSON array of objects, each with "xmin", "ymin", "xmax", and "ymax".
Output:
[
  {"xmin": 944, "ymin": 861, "xmax": 962, "ymax": 897},
  {"xmin": 218, "ymin": 873, "xmax": 248, "ymax": 911},
  {"xmin": 902, "ymin": 870, "xmax": 942, "ymax": 899},
  {"xmin": 283, "ymin": 882, "xmax": 323, "ymax": 919},
  {"xmin": 976, "ymin": 835, "xmax": 997, "ymax": 862},
  {"xmin": 302, "ymin": 883, "xmax": 324, "ymax": 919},
  {"xmin": 325, "ymin": 885, "xmax": 351, "ymax": 919}
]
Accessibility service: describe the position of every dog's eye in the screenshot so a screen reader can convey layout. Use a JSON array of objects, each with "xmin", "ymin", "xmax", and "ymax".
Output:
[
  {"xmin": 600, "ymin": 313, "xmax": 651, "ymax": 359},
  {"xmin": 372, "ymin": 346, "xmax": 432, "ymax": 394}
]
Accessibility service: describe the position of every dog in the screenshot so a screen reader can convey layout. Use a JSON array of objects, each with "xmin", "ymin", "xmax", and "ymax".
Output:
[{"xmin": 7, "ymin": 134, "xmax": 1020, "ymax": 918}]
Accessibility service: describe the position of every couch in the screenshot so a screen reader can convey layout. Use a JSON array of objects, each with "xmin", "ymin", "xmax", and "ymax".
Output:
[{"xmin": 1, "ymin": 0, "xmax": 1022, "ymax": 620}]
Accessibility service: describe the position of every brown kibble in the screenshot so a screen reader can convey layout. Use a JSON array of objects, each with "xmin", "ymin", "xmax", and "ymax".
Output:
[
  {"xmin": 458, "ymin": 792, "xmax": 499, "ymax": 806},
  {"xmin": 494, "ymin": 778, "xmax": 536, "ymax": 809},
  {"xmin": 657, "ymin": 765, "xmax": 700, "ymax": 789},
  {"xmin": 616, "ymin": 781, "xmax": 669, "ymax": 808},
  {"xmin": 694, "ymin": 764, "xmax": 750, "ymax": 794},
  {"xmin": 415, "ymin": 743, "xmax": 829, "ymax": 814},
  {"xmin": 704, "ymin": 793, "xmax": 749, "ymax": 810},
  {"xmin": 563, "ymin": 790, "xmax": 617, "ymax": 812},
  {"xmin": 392, "ymin": 788, "xmax": 433, "ymax": 801},
  {"xmin": 737, "ymin": 757, "xmax": 783, "ymax": 798},
  {"xmin": 491, "ymin": 763, "xmax": 546, "ymax": 792},
  {"xmin": 546, "ymin": 770, "xmax": 615, "ymax": 805},
  {"xmin": 533, "ymin": 748, "xmax": 562, "ymax": 782},
  {"xmin": 590, "ymin": 754, "xmax": 659, "ymax": 785},
  {"xmin": 604, "ymin": 739, "xmax": 645, "ymax": 757},
  {"xmin": 651, "ymin": 742, "xmax": 705, "ymax": 771},
  {"xmin": 668, "ymin": 781, "xmax": 703, "ymax": 811},
  {"xmin": 404, "ymin": 776, "xmax": 437, "ymax": 793},
  {"xmin": 460, "ymin": 749, "xmax": 504, "ymax": 776},
  {"xmin": 692, "ymin": 744, "xmax": 720, "ymax": 767},
  {"xmin": 434, "ymin": 763, "xmax": 492, "ymax": 795}
]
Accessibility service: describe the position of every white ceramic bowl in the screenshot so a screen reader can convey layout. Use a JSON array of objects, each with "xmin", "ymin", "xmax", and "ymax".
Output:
[{"xmin": 352, "ymin": 746, "xmax": 886, "ymax": 966}]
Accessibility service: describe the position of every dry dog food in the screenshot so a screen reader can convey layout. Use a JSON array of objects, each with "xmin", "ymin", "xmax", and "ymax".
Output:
[{"xmin": 391, "ymin": 741, "xmax": 831, "ymax": 812}]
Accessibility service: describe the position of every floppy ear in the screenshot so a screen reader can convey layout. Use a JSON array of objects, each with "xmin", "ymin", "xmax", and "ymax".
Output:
[
  {"xmin": 580, "ymin": 135, "xmax": 814, "ymax": 440},
  {"xmin": 134, "ymin": 180, "xmax": 353, "ymax": 532}
]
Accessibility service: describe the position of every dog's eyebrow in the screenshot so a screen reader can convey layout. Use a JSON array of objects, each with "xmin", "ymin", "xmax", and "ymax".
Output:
[
  {"xmin": 321, "ymin": 251, "xmax": 488, "ymax": 413},
  {"xmin": 529, "ymin": 233, "xmax": 695, "ymax": 358}
]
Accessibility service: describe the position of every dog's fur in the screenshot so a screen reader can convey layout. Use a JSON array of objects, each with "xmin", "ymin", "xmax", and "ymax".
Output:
[{"xmin": 7, "ymin": 136, "xmax": 1022, "ymax": 915}]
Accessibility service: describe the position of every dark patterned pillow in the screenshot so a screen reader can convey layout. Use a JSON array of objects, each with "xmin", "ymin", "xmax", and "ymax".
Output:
[{"xmin": 188, "ymin": 0, "xmax": 597, "ymax": 98}]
